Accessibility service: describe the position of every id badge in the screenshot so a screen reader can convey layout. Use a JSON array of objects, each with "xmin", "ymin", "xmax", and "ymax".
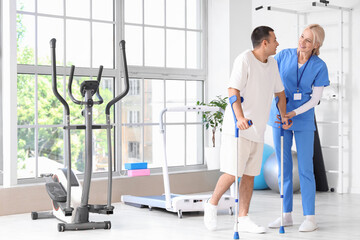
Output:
[{"xmin": 293, "ymin": 92, "xmax": 302, "ymax": 101}]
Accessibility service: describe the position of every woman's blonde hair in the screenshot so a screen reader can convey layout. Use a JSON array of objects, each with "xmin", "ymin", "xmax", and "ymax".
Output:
[{"xmin": 305, "ymin": 24, "xmax": 325, "ymax": 55}]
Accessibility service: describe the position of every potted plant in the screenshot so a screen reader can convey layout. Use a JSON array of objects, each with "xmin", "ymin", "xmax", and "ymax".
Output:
[{"xmin": 197, "ymin": 96, "xmax": 228, "ymax": 169}]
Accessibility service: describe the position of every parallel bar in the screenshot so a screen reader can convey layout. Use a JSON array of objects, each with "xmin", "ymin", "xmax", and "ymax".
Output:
[
  {"xmin": 312, "ymin": 2, "xmax": 352, "ymax": 11},
  {"xmin": 267, "ymin": 6, "xmax": 299, "ymax": 14}
]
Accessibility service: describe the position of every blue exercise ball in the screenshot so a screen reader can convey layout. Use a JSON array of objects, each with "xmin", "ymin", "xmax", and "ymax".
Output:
[
  {"xmin": 263, "ymin": 151, "xmax": 300, "ymax": 193},
  {"xmin": 253, "ymin": 144, "xmax": 274, "ymax": 190}
]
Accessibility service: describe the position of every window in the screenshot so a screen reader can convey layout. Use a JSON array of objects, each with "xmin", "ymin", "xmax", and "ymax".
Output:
[
  {"xmin": 128, "ymin": 141, "xmax": 140, "ymax": 159},
  {"xmin": 124, "ymin": 0, "xmax": 203, "ymax": 69},
  {"xmin": 121, "ymin": 0, "xmax": 206, "ymax": 170},
  {"xmin": 127, "ymin": 110, "xmax": 140, "ymax": 124},
  {"xmin": 12, "ymin": 0, "xmax": 207, "ymax": 182},
  {"xmin": 16, "ymin": 0, "xmax": 116, "ymax": 180},
  {"xmin": 122, "ymin": 79, "xmax": 205, "ymax": 169},
  {"xmin": 129, "ymin": 79, "xmax": 140, "ymax": 95}
]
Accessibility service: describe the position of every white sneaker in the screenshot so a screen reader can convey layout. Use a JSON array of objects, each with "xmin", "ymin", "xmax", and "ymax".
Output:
[
  {"xmin": 237, "ymin": 216, "xmax": 266, "ymax": 234},
  {"xmin": 299, "ymin": 219, "xmax": 318, "ymax": 232},
  {"xmin": 204, "ymin": 200, "xmax": 217, "ymax": 231},
  {"xmin": 268, "ymin": 216, "xmax": 293, "ymax": 228}
]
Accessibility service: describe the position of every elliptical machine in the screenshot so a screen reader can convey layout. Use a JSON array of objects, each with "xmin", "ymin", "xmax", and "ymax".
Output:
[{"xmin": 31, "ymin": 38, "xmax": 129, "ymax": 232}]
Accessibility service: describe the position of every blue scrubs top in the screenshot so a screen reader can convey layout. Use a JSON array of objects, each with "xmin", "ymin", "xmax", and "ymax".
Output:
[{"xmin": 268, "ymin": 48, "xmax": 330, "ymax": 131}]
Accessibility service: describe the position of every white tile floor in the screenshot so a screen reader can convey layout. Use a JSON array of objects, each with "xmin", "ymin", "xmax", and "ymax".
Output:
[{"xmin": 1, "ymin": 190, "xmax": 360, "ymax": 240}]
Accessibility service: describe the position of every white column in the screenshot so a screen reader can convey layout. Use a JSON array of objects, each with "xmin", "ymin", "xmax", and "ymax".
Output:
[
  {"xmin": 229, "ymin": 0, "xmax": 252, "ymax": 68},
  {"xmin": 2, "ymin": 0, "xmax": 18, "ymax": 187},
  {"xmin": 207, "ymin": 0, "xmax": 252, "ymax": 147}
]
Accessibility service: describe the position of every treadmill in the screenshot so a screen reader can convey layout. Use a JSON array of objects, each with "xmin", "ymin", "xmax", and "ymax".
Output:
[{"xmin": 121, "ymin": 106, "xmax": 234, "ymax": 218}]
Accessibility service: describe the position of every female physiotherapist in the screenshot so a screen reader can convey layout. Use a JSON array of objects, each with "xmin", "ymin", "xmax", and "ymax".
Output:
[{"xmin": 267, "ymin": 24, "xmax": 329, "ymax": 232}]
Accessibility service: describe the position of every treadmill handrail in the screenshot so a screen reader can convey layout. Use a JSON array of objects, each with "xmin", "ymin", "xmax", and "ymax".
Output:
[
  {"xmin": 159, "ymin": 106, "xmax": 220, "ymax": 132},
  {"xmin": 159, "ymin": 106, "xmax": 221, "ymax": 210}
]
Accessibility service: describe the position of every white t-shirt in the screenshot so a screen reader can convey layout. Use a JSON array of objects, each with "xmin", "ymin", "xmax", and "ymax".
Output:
[{"xmin": 222, "ymin": 50, "xmax": 284, "ymax": 142}]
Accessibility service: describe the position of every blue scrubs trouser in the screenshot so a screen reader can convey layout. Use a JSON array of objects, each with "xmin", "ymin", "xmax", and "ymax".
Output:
[{"xmin": 272, "ymin": 127, "xmax": 316, "ymax": 216}]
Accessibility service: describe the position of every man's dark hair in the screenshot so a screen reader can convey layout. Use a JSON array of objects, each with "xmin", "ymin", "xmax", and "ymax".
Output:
[{"xmin": 251, "ymin": 26, "xmax": 274, "ymax": 48}]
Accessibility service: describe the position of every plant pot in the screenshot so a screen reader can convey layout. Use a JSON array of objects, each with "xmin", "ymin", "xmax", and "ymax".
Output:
[{"xmin": 205, "ymin": 147, "xmax": 220, "ymax": 170}]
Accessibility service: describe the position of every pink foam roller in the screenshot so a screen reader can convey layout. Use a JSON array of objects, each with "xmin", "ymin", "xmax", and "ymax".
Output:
[{"xmin": 127, "ymin": 169, "xmax": 150, "ymax": 177}]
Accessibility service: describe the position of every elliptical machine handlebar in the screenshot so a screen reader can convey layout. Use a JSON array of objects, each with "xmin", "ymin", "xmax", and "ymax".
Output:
[
  {"xmin": 50, "ymin": 38, "xmax": 128, "ymax": 111},
  {"xmin": 95, "ymin": 66, "xmax": 104, "ymax": 104},
  {"xmin": 68, "ymin": 65, "xmax": 104, "ymax": 105},
  {"xmin": 105, "ymin": 40, "xmax": 130, "ymax": 115},
  {"xmin": 50, "ymin": 38, "xmax": 70, "ymax": 116},
  {"xmin": 68, "ymin": 65, "xmax": 81, "ymax": 105},
  {"xmin": 50, "ymin": 38, "xmax": 73, "ymax": 215}
]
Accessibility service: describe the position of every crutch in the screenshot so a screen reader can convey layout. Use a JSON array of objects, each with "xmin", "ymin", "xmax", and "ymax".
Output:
[
  {"xmin": 275, "ymin": 96, "xmax": 291, "ymax": 234},
  {"xmin": 229, "ymin": 95, "xmax": 252, "ymax": 240},
  {"xmin": 279, "ymin": 117, "xmax": 285, "ymax": 234}
]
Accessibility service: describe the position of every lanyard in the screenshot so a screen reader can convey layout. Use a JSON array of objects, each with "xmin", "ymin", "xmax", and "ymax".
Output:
[{"xmin": 296, "ymin": 52, "xmax": 312, "ymax": 92}]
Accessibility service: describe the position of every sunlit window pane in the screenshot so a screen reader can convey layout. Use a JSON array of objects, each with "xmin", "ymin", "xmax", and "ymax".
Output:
[
  {"xmin": 38, "ymin": 75, "xmax": 63, "ymax": 125},
  {"xmin": 166, "ymin": 0, "xmax": 185, "ymax": 28},
  {"xmin": 93, "ymin": 129, "xmax": 115, "ymax": 173},
  {"xmin": 144, "ymin": 125, "xmax": 162, "ymax": 168},
  {"xmin": 144, "ymin": 79, "xmax": 164, "ymax": 123},
  {"xmin": 67, "ymin": 76, "xmax": 87, "ymax": 125},
  {"xmin": 186, "ymin": 125, "xmax": 203, "ymax": 165},
  {"xmin": 122, "ymin": 126, "xmax": 143, "ymax": 166},
  {"xmin": 145, "ymin": 27, "xmax": 164, "ymax": 67},
  {"xmin": 93, "ymin": 23, "xmax": 114, "ymax": 68},
  {"xmin": 93, "ymin": 0, "xmax": 114, "ymax": 21},
  {"xmin": 166, "ymin": 125, "xmax": 185, "ymax": 166},
  {"xmin": 38, "ymin": 16, "xmax": 64, "ymax": 65},
  {"xmin": 122, "ymin": 79, "xmax": 142, "ymax": 123},
  {"xmin": 93, "ymin": 78, "xmax": 114, "ymax": 124},
  {"xmin": 17, "ymin": 0, "xmax": 35, "ymax": 12},
  {"xmin": 38, "ymin": 0, "xmax": 63, "ymax": 16},
  {"xmin": 186, "ymin": 80, "xmax": 203, "ymax": 122},
  {"xmin": 68, "ymin": 124, "xmax": 114, "ymax": 174},
  {"xmin": 166, "ymin": 29, "xmax": 185, "ymax": 68},
  {"xmin": 187, "ymin": 31, "xmax": 202, "ymax": 69},
  {"xmin": 66, "ymin": 20, "xmax": 90, "ymax": 67},
  {"xmin": 187, "ymin": 0, "xmax": 202, "ymax": 29},
  {"xmin": 125, "ymin": 25, "xmax": 143, "ymax": 66},
  {"xmin": 17, "ymin": 14, "xmax": 35, "ymax": 65},
  {"xmin": 124, "ymin": 0, "xmax": 142, "ymax": 24},
  {"xmin": 17, "ymin": 128, "xmax": 35, "ymax": 179},
  {"xmin": 38, "ymin": 127, "xmax": 64, "ymax": 177},
  {"xmin": 66, "ymin": 0, "xmax": 90, "ymax": 19},
  {"xmin": 144, "ymin": 0, "xmax": 164, "ymax": 26},
  {"xmin": 166, "ymin": 80, "xmax": 185, "ymax": 123},
  {"xmin": 70, "ymin": 129, "xmax": 84, "ymax": 173},
  {"xmin": 17, "ymin": 74, "xmax": 35, "ymax": 125}
]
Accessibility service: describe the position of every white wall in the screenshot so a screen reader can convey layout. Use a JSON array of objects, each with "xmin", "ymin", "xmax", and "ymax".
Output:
[
  {"xmin": 207, "ymin": 0, "xmax": 252, "ymax": 102},
  {"xmin": 207, "ymin": 0, "xmax": 252, "ymax": 148},
  {"xmin": 207, "ymin": 0, "xmax": 360, "ymax": 193},
  {"xmin": 252, "ymin": 0, "xmax": 360, "ymax": 194},
  {"xmin": 350, "ymin": 2, "xmax": 360, "ymax": 193}
]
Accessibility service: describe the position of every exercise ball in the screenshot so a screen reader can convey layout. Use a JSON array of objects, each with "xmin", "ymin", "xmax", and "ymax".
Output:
[
  {"xmin": 263, "ymin": 151, "xmax": 300, "ymax": 193},
  {"xmin": 253, "ymin": 144, "xmax": 274, "ymax": 190}
]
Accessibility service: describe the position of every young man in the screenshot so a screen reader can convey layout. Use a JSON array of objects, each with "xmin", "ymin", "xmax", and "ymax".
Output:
[{"xmin": 204, "ymin": 26, "xmax": 291, "ymax": 233}]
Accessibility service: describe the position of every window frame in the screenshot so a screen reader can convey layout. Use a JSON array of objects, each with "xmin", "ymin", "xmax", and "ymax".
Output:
[
  {"xmin": 0, "ymin": 0, "xmax": 3, "ymax": 186},
  {"xmin": 15, "ymin": 0, "xmax": 121, "ymax": 184},
  {"xmin": 120, "ymin": 0, "xmax": 208, "ymax": 172},
  {"xmin": 4, "ymin": 0, "xmax": 208, "ymax": 185}
]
